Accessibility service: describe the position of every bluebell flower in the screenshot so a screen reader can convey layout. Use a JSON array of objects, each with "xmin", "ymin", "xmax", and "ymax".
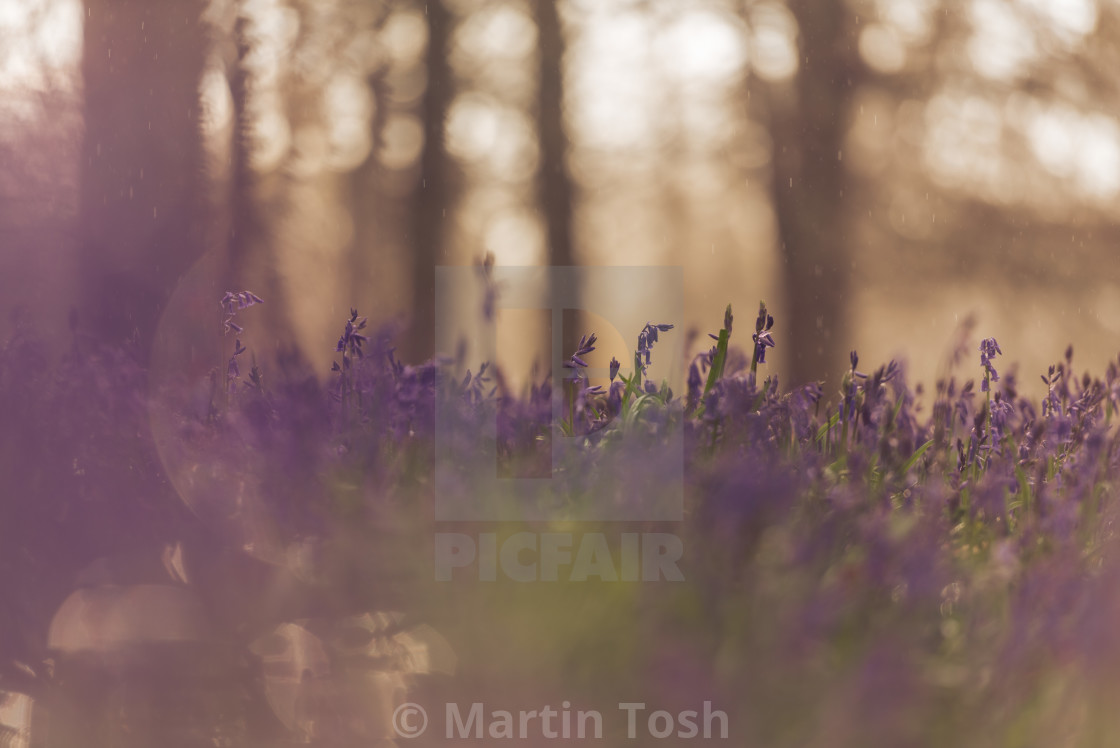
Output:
[
  {"xmin": 753, "ymin": 330, "xmax": 775, "ymax": 364},
  {"xmin": 979, "ymin": 337, "xmax": 1001, "ymax": 391},
  {"xmin": 637, "ymin": 322, "xmax": 674, "ymax": 375},
  {"xmin": 220, "ymin": 290, "xmax": 264, "ymax": 315},
  {"xmin": 751, "ymin": 303, "xmax": 775, "ymax": 369},
  {"xmin": 220, "ymin": 290, "xmax": 262, "ymax": 338},
  {"xmin": 564, "ymin": 333, "xmax": 597, "ymax": 373},
  {"xmin": 754, "ymin": 304, "xmax": 773, "ymax": 334},
  {"xmin": 990, "ymin": 391, "xmax": 1014, "ymax": 440},
  {"xmin": 336, "ymin": 309, "xmax": 369, "ymax": 360},
  {"xmin": 226, "ymin": 338, "xmax": 247, "ymax": 390}
]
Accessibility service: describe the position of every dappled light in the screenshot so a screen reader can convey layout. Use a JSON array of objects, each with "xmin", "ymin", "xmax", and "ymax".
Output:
[
  {"xmin": 8, "ymin": 0, "xmax": 1120, "ymax": 744},
  {"xmin": 445, "ymin": 92, "xmax": 538, "ymax": 179},
  {"xmin": 0, "ymin": 0, "xmax": 81, "ymax": 98}
]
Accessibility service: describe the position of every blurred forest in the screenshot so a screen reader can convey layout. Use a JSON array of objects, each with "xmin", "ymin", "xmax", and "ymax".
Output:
[
  {"xmin": 5, "ymin": 1, "xmax": 1120, "ymax": 745},
  {"xmin": 3, "ymin": 0, "xmax": 1120, "ymax": 395}
]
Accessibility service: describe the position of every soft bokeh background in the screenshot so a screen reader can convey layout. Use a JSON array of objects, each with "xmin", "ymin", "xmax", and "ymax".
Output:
[
  {"xmin": 5, "ymin": 1, "xmax": 1120, "ymax": 745},
  {"xmin": 5, "ymin": 0, "xmax": 1120, "ymax": 398}
]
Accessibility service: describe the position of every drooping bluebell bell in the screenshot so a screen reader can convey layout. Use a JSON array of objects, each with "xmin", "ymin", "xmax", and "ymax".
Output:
[
  {"xmin": 636, "ymin": 323, "xmax": 674, "ymax": 375},
  {"xmin": 990, "ymin": 391, "xmax": 1014, "ymax": 441},
  {"xmin": 751, "ymin": 303, "xmax": 775, "ymax": 367},
  {"xmin": 753, "ymin": 331, "xmax": 775, "ymax": 364},
  {"xmin": 979, "ymin": 337, "xmax": 1001, "ymax": 391},
  {"xmin": 226, "ymin": 338, "xmax": 247, "ymax": 392},
  {"xmin": 336, "ymin": 308, "xmax": 369, "ymax": 363},
  {"xmin": 220, "ymin": 290, "xmax": 264, "ymax": 315},
  {"xmin": 563, "ymin": 333, "xmax": 597, "ymax": 373},
  {"xmin": 221, "ymin": 290, "xmax": 263, "ymax": 337}
]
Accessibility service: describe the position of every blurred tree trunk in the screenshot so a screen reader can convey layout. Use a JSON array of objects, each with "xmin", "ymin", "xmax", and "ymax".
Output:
[
  {"xmin": 225, "ymin": 7, "xmax": 295, "ymax": 345},
  {"xmin": 226, "ymin": 11, "xmax": 253, "ymax": 291},
  {"xmin": 78, "ymin": 0, "xmax": 208, "ymax": 357},
  {"xmin": 534, "ymin": 0, "xmax": 579, "ymax": 356},
  {"xmin": 536, "ymin": 0, "xmax": 574, "ymax": 270},
  {"xmin": 765, "ymin": 1, "xmax": 862, "ymax": 389},
  {"xmin": 407, "ymin": 0, "xmax": 453, "ymax": 364},
  {"xmin": 348, "ymin": 83, "xmax": 385, "ymax": 320}
]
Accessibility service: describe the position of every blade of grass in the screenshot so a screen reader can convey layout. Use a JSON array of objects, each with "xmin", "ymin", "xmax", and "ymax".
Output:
[{"xmin": 900, "ymin": 439, "xmax": 934, "ymax": 477}]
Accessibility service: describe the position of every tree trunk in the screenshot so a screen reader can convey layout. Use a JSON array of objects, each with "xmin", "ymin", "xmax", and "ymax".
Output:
[
  {"xmin": 534, "ymin": 0, "xmax": 579, "ymax": 357},
  {"xmin": 78, "ymin": 0, "xmax": 208, "ymax": 357},
  {"xmin": 536, "ymin": 0, "xmax": 575, "ymax": 270},
  {"xmin": 767, "ymin": 0, "xmax": 861, "ymax": 389},
  {"xmin": 225, "ymin": 10, "xmax": 253, "ymax": 291},
  {"xmin": 407, "ymin": 0, "xmax": 453, "ymax": 364}
]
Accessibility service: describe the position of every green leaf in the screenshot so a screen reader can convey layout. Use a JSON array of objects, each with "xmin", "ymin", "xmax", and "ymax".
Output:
[
  {"xmin": 900, "ymin": 439, "xmax": 934, "ymax": 476},
  {"xmin": 702, "ymin": 321, "xmax": 731, "ymax": 398},
  {"xmin": 692, "ymin": 305, "xmax": 732, "ymax": 420},
  {"xmin": 815, "ymin": 412, "xmax": 840, "ymax": 445}
]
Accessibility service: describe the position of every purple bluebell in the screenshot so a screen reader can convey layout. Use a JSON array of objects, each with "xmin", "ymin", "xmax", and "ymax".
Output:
[
  {"xmin": 754, "ymin": 304, "xmax": 773, "ymax": 334},
  {"xmin": 753, "ymin": 330, "xmax": 775, "ymax": 364},
  {"xmin": 220, "ymin": 290, "xmax": 262, "ymax": 339},
  {"xmin": 336, "ymin": 309, "xmax": 369, "ymax": 358},
  {"xmin": 564, "ymin": 333, "xmax": 597, "ymax": 373},
  {"xmin": 636, "ymin": 323, "xmax": 674, "ymax": 374},
  {"xmin": 226, "ymin": 338, "xmax": 247, "ymax": 391},
  {"xmin": 979, "ymin": 337, "xmax": 1001, "ymax": 391},
  {"xmin": 220, "ymin": 290, "xmax": 264, "ymax": 315},
  {"xmin": 751, "ymin": 303, "xmax": 775, "ymax": 367}
]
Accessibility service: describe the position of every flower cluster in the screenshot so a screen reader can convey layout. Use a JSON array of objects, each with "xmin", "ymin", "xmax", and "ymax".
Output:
[
  {"xmin": 219, "ymin": 290, "xmax": 263, "ymax": 395},
  {"xmin": 751, "ymin": 301, "xmax": 775, "ymax": 368},
  {"xmin": 563, "ymin": 332, "xmax": 601, "ymax": 391},
  {"xmin": 334, "ymin": 308, "xmax": 369, "ymax": 368},
  {"xmin": 12, "ymin": 294, "xmax": 1120, "ymax": 748},
  {"xmin": 220, "ymin": 290, "xmax": 263, "ymax": 334},
  {"xmin": 979, "ymin": 336, "xmax": 1001, "ymax": 391},
  {"xmin": 637, "ymin": 322, "xmax": 674, "ymax": 375}
]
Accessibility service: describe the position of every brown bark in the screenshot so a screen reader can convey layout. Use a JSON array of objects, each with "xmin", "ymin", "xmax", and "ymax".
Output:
[
  {"xmin": 534, "ymin": 0, "xmax": 580, "ymax": 357},
  {"xmin": 767, "ymin": 0, "xmax": 862, "ymax": 388},
  {"xmin": 225, "ymin": 10, "xmax": 253, "ymax": 290},
  {"xmin": 407, "ymin": 0, "xmax": 453, "ymax": 364},
  {"xmin": 536, "ymin": 0, "xmax": 575, "ymax": 270},
  {"xmin": 78, "ymin": 0, "xmax": 208, "ymax": 356}
]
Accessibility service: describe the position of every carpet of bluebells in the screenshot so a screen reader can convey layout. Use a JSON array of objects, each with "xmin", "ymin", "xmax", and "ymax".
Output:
[{"xmin": 4, "ymin": 282, "xmax": 1120, "ymax": 747}]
